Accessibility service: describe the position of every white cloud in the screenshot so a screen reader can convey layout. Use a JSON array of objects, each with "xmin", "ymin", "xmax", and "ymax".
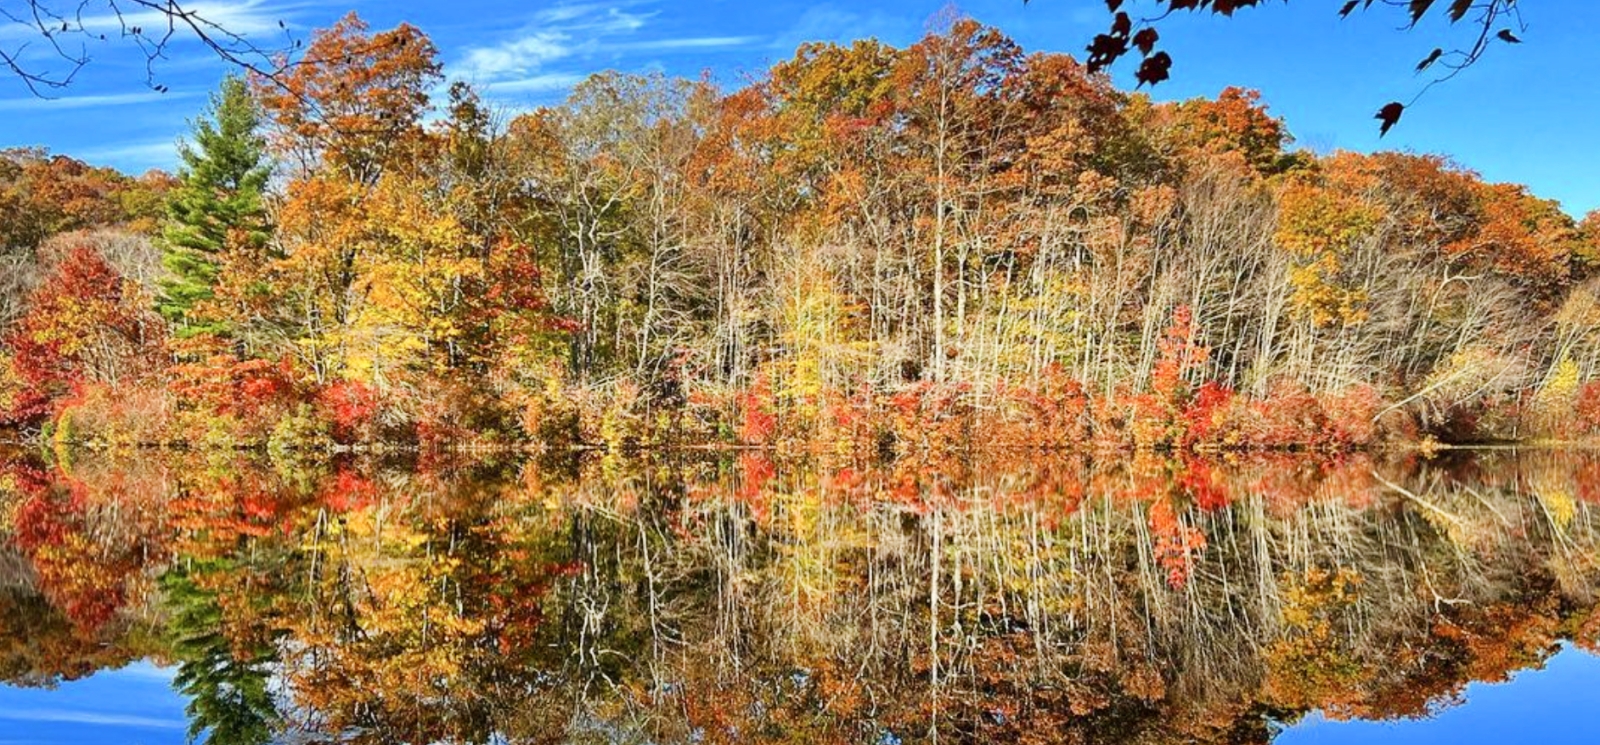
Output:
[
  {"xmin": 607, "ymin": 36, "xmax": 759, "ymax": 52},
  {"xmin": 484, "ymin": 72, "xmax": 586, "ymax": 95},
  {"xmin": 452, "ymin": 2, "xmax": 760, "ymax": 100},
  {"xmin": 80, "ymin": 0, "xmax": 297, "ymax": 38},
  {"xmin": 767, "ymin": 5, "xmax": 911, "ymax": 53},
  {"xmin": 76, "ymin": 139, "xmax": 180, "ymax": 169},
  {"xmin": 0, "ymin": 90, "xmax": 198, "ymax": 111},
  {"xmin": 531, "ymin": 4, "xmax": 653, "ymax": 33},
  {"xmin": 458, "ymin": 32, "xmax": 570, "ymax": 81},
  {"xmin": 0, "ymin": 708, "xmax": 186, "ymax": 730}
]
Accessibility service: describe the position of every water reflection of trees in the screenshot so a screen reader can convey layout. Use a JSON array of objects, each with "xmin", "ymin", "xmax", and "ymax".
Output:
[{"xmin": 1, "ymin": 449, "xmax": 1599, "ymax": 744}]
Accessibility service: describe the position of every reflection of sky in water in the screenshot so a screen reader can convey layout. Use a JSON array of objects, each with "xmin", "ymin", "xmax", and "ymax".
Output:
[
  {"xmin": 2, "ymin": 650, "xmax": 1598, "ymax": 744},
  {"xmin": 1281, "ymin": 645, "xmax": 1600, "ymax": 744},
  {"xmin": 0, "ymin": 660, "xmax": 186, "ymax": 745}
]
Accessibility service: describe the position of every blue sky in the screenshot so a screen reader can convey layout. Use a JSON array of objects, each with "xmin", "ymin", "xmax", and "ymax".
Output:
[
  {"xmin": 1279, "ymin": 644, "xmax": 1600, "ymax": 744},
  {"xmin": 0, "ymin": 1, "xmax": 1596, "ymax": 216},
  {"xmin": 0, "ymin": 660, "xmax": 188, "ymax": 745}
]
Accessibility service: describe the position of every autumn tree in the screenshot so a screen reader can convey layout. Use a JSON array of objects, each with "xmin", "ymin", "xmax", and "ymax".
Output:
[
  {"xmin": 255, "ymin": 12, "xmax": 440, "ymax": 184},
  {"xmin": 0, "ymin": 149, "xmax": 167, "ymax": 251},
  {"xmin": 251, "ymin": 13, "xmax": 442, "ymax": 383},
  {"xmin": 0, "ymin": 245, "xmax": 164, "ymax": 425}
]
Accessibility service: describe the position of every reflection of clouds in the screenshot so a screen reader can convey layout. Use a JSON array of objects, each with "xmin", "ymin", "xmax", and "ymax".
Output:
[
  {"xmin": 0, "ymin": 707, "xmax": 185, "ymax": 730},
  {"xmin": 0, "ymin": 658, "xmax": 187, "ymax": 740},
  {"xmin": 113, "ymin": 660, "xmax": 178, "ymax": 683}
]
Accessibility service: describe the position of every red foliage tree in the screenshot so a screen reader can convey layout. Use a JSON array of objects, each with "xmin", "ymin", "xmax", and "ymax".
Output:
[{"xmin": 1, "ymin": 246, "xmax": 163, "ymax": 426}]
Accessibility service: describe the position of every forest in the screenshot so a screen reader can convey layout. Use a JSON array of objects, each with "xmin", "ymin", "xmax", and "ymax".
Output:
[{"xmin": 4, "ymin": 11, "xmax": 1600, "ymax": 453}]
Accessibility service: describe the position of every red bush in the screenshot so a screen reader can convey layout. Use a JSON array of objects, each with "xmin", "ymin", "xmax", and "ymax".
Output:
[
  {"xmin": 318, "ymin": 380, "xmax": 381, "ymax": 443},
  {"xmin": 736, "ymin": 371, "xmax": 778, "ymax": 445},
  {"xmin": 1578, "ymin": 381, "xmax": 1600, "ymax": 436},
  {"xmin": 1180, "ymin": 381, "xmax": 1234, "ymax": 448}
]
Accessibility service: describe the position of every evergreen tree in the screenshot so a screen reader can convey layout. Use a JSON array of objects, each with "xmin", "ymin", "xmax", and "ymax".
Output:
[
  {"xmin": 159, "ymin": 75, "xmax": 270, "ymax": 338},
  {"xmin": 160, "ymin": 561, "xmax": 280, "ymax": 745}
]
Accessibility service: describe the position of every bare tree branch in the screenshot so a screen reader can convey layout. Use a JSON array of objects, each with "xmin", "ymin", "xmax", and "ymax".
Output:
[{"xmin": 0, "ymin": 0, "xmax": 298, "ymax": 96}]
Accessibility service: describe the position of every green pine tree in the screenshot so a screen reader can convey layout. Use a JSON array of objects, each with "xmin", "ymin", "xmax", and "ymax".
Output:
[
  {"xmin": 160, "ymin": 561, "xmax": 280, "ymax": 745},
  {"xmin": 159, "ymin": 75, "xmax": 270, "ymax": 338}
]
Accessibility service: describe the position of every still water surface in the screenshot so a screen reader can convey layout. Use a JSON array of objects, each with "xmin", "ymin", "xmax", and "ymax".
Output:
[{"xmin": 2, "ymin": 448, "xmax": 1600, "ymax": 743}]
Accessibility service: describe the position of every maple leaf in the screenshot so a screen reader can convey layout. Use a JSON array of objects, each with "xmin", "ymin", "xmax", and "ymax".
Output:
[
  {"xmin": 1085, "ymin": 32, "xmax": 1130, "ymax": 73},
  {"xmin": 1375, "ymin": 101, "xmax": 1404, "ymax": 137},
  {"xmin": 1133, "ymin": 27, "xmax": 1159, "ymax": 56},
  {"xmin": 1136, "ymin": 51, "xmax": 1172, "ymax": 87}
]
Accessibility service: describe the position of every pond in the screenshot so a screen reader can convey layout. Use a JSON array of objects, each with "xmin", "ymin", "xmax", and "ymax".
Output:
[{"xmin": 2, "ymin": 448, "xmax": 1600, "ymax": 744}]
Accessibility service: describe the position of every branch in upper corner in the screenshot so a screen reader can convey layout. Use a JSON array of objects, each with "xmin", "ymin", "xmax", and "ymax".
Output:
[
  {"xmin": 0, "ymin": 0, "xmax": 298, "ymax": 97},
  {"xmin": 1064, "ymin": 0, "xmax": 1528, "ymax": 134}
]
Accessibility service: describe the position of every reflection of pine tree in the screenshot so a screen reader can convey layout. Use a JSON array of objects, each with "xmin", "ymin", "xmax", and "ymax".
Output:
[{"xmin": 160, "ymin": 560, "xmax": 279, "ymax": 745}]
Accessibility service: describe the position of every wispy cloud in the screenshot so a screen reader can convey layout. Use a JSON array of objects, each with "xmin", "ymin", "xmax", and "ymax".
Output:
[
  {"xmin": 768, "ymin": 5, "xmax": 912, "ymax": 53},
  {"xmin": 0, "ymin": 708, "xmax": 186, "ymax": 730},
  {"xmin": 608, "ymin": 36, "xmax": 759, "ymax": 52},
  {"xmin": 98, "ymin": 0, "xmax": 298, "ymax": 37},
  {"xmin": 458, "ymin": 33, "xmax": 570, "ymax": 81},
  {"xmin": 0, "ymin": 0, "xmax": 302, "ymax": 43},
  {"xmin": 0, "ymin": 90, "xmax": 198, "ymax": 111},
  {"xmin": 483, "ymin": 72, "xmax": 587, "ymax": 95},
  {"xmin": 454, "ymin": 2, "xmax": 760, "ymax": 100},
  {"xmin": 76, "ymin": 139, "xmax": 179, "ymax": 168}
]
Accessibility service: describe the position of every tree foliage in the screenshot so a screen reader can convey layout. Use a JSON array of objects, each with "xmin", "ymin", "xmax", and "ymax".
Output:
[
  {"xmin": 159, "ymin": 75, "xmax": 271, "ymax": 339},
  {"xmin": 1, "ymin": 13, "xmax": 1598, "ymax": 449}
]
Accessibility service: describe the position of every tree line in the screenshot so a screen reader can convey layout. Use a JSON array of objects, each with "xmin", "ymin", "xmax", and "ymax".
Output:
[{"xmin": 2, "ymin": 11, "xmax": 1599, "ymax": 452}]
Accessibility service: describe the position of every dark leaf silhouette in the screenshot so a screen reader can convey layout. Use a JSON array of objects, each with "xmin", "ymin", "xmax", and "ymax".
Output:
[
  {"xmin": 1086, "ymin": 33, "xmax": 1130, "ymax": 73},
  {"xmin": 1112, "ymin": 11, "xmax": 1132, "ymax": 37},
  {"xmin": 1408, "ymin": 0, "xmax": 1436, "ymax": 25},
  {"xmin": 1416, "ymin": 48, "xmax": 1443, "ymax": 72},
  {"xmin": 1136, "ymin": 51, "xmax": 1173, "ymax": 87},
  {"xmin": 1071, "ymin": 0, "xmax": 1525, "ymax": 128},
  {"xmin": 1375, "ymin": 101, "xmax": 1404, "ymax": 136},
  {"xmin": 1134, "ymin": 27, "xmax": 1159, "ymax": 56}
]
